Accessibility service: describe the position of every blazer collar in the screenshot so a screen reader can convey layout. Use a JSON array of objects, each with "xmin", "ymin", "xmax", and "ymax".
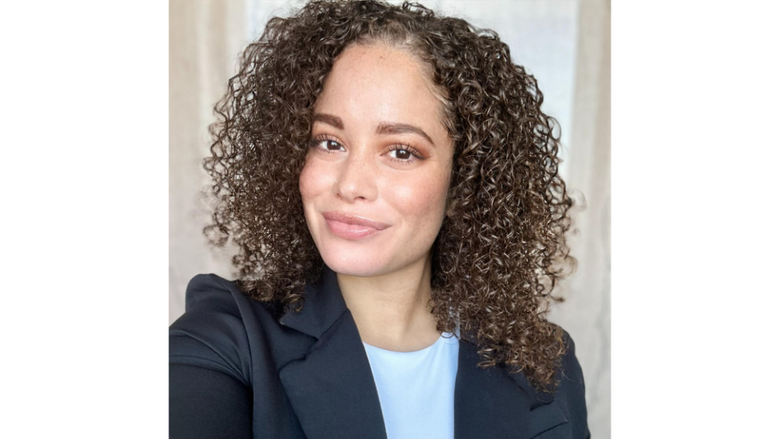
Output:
[
  {"xmin": 278, "ymin": 267, "xmax": 388, "ymax": 439},
  {"xmin": 279, "ymin": 267, "xmax": 348, "ymax": 339},
  {"xmin": 277, "ymin": 267, "xmax": 568, "ymax": 439}
]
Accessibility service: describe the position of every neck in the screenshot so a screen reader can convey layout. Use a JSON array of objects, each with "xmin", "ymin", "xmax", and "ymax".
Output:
[{"xmin": 337, "ymin": 257, "xmax": 440, "ymax": 352}]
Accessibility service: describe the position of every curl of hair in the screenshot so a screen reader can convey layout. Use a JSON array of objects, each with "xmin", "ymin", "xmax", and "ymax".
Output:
[{"xmin": 204, "ymin": 0, "xmax": 575, "ymax": 392}]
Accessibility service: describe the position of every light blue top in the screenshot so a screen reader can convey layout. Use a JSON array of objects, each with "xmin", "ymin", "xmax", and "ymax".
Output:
[{"xmin": 363, "ymin": 334, "xmax": 460, "ymax": 439}]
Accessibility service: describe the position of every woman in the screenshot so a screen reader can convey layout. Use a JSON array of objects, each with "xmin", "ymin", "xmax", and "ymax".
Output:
[{"xmin": 170, "ymin": 1, "xmax": 588, "ymax": 438}]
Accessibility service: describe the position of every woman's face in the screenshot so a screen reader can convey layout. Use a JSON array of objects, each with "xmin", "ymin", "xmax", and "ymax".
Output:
[{"xmin": 299, "ymin": 43, "xmax": 454, "ymax": 279}]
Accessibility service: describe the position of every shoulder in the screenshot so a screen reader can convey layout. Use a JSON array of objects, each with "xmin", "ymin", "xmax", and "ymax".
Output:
[
  {"xmin": 508, "ymin": 325, "xmax": 589, "ymax": 438},
  {"xmin": 169, "ymin": 274, "xmax": 278, "ymax": 384},
  {"xmin": 170, "ymin": 274, "xmax": 316, "ymax": 382}
]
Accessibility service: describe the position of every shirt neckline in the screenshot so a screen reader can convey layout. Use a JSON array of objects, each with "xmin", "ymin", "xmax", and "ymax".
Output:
[{"xmin": 362, "ymin": 332, "xmax": 458, "ymax": 354}]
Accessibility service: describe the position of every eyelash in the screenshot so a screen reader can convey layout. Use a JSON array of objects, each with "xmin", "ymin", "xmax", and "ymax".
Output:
[{"xmin": 308, "ymin": 135, "xmax": 425, "ymax": 164}]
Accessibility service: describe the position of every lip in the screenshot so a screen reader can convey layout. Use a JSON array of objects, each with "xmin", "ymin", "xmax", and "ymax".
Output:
[{"xmin": 322, "ymin": 211, "xmax": 390, "ymax": 240}]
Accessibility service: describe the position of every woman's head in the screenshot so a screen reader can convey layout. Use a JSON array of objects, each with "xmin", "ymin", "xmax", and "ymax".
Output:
[
  {"xmin": 205, "ymin": 0, "xmax": 574, "ymax": 390},
  {"xmin": 300, "ymin": 43, "xmax": 454, "ymax": 279}
]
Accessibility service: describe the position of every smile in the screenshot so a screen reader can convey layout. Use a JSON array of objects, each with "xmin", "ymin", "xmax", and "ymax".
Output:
[{"xmin": 322, "ymin": 211, "xmax": 390, "ymax": 240}]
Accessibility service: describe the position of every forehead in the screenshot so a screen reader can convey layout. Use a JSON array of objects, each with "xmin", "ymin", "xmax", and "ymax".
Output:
[
  {"xmin": 328, "ymin": 42, "xmax": 431, "ymax": 85},
  {"xmin": 314, "ymin": 44, "xmax": 446, "ymax": 129}
]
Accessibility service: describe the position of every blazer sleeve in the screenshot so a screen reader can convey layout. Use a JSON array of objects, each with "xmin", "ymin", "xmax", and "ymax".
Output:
[{"xmin": 169, "ymin": 274, "xmax": 254, "ymax": 439}]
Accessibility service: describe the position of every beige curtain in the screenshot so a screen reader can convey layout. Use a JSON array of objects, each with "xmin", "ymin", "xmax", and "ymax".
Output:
[
  {"xmin": 169, "ymin": 0, "xmax": 610, "ymax": 436},
  {"xmin": 547, "ymin": 0, "xmax": 611, "ymax": 437},
  {"xmin": 169, "ymin": 0, "xmax": 246, "ymax": 323}
]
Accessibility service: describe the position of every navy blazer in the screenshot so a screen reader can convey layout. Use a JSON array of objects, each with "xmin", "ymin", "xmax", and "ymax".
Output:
[{"xmin": 169, "ymin": 268, "xmax": 589, "ymax": 438}]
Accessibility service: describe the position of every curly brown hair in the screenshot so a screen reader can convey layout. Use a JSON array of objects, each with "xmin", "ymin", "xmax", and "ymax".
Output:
[{"xmin": 204, "ymin": 0, "xmax": 575, "ymax": 391}]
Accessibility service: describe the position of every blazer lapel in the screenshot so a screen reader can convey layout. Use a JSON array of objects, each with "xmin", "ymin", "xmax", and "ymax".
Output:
[
  {"xmin": 455, "ymin": 340, "xmax": 569, "ymax": 439},
  {"xmin": 277, "ymin": 268, "xmax": 568, "ymax": 439},
  {"xmin": 278, "ymin": 268, "xmax": 387, "ymax": 439}
]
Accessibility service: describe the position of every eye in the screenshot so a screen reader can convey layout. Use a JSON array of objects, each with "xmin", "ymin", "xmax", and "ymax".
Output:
[
  {"xmin": 386, "ymin": 144, "xmax": 424, "ymax": 163},
  {"xmin": 390, "ymin": 148, "xmax": 414, "ymax": 160},
  {"xmin": 321, "ymin": 140, "xmax": 343, "ymax": 151},
  {"xmin": 309, "ymin": 136, "xmax": 345, "ymax": 153}
]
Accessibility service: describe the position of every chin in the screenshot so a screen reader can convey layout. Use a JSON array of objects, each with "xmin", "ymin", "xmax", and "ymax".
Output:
[{"xmin": 320, "ymin": 251, "xmax": 388, "ymax": 278}]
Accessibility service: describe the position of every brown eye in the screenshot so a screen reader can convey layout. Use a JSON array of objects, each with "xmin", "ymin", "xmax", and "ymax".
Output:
[
  {"xmin": 390, "ymin": 148, "xmax": 417, "ymax": 161},
  {"xmin": 395, "ymin": 149, "xmax": 412, "ymax": 160},
  {"xmin": 386, "ymin": 145, "xmax": 423, "ymax": 164},
  {"xmin": 309, "ymin": 137, "xmax": 345, "ymax": 153}
]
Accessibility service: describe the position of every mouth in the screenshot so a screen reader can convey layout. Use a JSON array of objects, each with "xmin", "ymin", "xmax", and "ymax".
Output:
[{"xmin": 322, "ymin": 211, "xmax": 390, "ymax": 240}]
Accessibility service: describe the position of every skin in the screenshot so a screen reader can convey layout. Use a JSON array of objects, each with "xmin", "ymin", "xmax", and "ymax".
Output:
[{"xmin": 299, "ymin": 43, "xmax": 454, "ymax": 351}]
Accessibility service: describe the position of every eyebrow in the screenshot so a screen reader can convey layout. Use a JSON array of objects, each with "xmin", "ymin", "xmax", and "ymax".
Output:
[
  {"xmin": 312, "ymin": 113, "xmax": 435, "ymax": 146},
  {"xmin": 312, "ymin": 113, "xmax": 343, "ymax": 129},
  {"xmin": 376, "ymin": 122, "xmax": 434, "ymax": 146}
]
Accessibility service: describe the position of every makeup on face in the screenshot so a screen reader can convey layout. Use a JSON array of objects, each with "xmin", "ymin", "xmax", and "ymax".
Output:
[{"xmin": 299, "ymin": 43, "xmax": 454, "ymax": 278}]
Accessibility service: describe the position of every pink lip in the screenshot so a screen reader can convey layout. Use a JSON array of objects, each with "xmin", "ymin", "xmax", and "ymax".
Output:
[{"xmin": 322, "ymin": 211, "xmax": 390, "ymax": 240}]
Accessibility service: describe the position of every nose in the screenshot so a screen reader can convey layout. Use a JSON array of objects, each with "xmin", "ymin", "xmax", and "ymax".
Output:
[{"xmin": 333, "ymin": 149, "xmax": 378, "ymax": 202}]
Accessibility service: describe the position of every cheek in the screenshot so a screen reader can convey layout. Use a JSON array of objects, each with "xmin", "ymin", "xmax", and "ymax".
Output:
[
  {"xmin": 392, "ymin": 171, "xmax": 450, "ymax": 223},
  {"xmin": 299, "ymin": 159, "xmax": 329, "ymax": 202}
]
